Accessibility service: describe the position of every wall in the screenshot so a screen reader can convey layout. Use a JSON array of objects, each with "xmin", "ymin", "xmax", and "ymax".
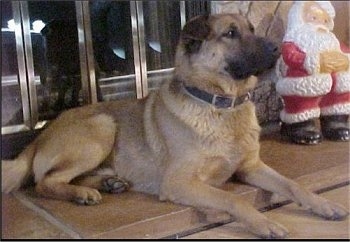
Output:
[
  {"xmin": 333, "ymin": 1, "xmax": 350, "ymax": 45},
  {"xmin": 212, "ymin": 1, "xmax": 349, "ymax": 124}
]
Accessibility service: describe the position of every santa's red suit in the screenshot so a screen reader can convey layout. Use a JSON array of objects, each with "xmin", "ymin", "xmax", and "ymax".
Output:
[
  {"xmin": 276, "ymin": 8, "xmax": 350, "ymax": 124},
  {"xmin": 276, "ymin": 1, "xmax": 350, "ymax": 124}
]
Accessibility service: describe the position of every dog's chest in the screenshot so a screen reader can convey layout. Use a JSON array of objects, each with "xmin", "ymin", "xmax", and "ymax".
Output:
[
  {"xmin": 193, "ymin": 107, "xmax": 261, "ymax": 184},
  {"xmin": 194, "ymin": 104, "xmax": 260, "ymax": 152},
  {"xmin": 159, "ymin": 90, "xmax": 260, "ymax": 163},
  {"xmin": 158, "ymin": 106, "xmax": 259, "ymax": 185}
]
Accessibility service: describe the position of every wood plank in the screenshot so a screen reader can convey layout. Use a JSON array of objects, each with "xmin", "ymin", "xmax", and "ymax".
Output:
[
  {"xmin": 1, "ymin": 194, "xmax": 72, "ymax": 239},
  {"xmin": 182, "ymin": 185, "xmax": 350, "ymax": 239}
]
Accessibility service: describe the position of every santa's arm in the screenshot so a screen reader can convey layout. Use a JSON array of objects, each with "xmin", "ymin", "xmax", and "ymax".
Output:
[
  {"xmin": 282, "ymin": 41, "xmax": 323, "ymax": 74},
  {"xmin": 276, "ymin": 42, "xmax": 333, "ymax": 97},
  {"xmin": 281, "ymin": 42, "xmax": 306, "ymax": 69},
  {"xmin": 320, "ymin": 42, "xmax": 350, "ymax": 73}
]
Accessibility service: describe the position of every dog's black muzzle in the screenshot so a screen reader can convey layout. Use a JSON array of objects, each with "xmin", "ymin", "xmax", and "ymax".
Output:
[{"xmin": 225, "ymin": 37, "xmax": 280, "ymax": 80}]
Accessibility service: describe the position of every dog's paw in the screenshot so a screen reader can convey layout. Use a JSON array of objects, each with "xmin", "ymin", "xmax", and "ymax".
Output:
[
  {"xmin": 308, "ymin": 197, "xmax": 349, "ymax": 221},
  {"xmin": 73, "ymin": 187, "xmax": 102, "ymax": 205},
  {"xmin": 102, "ymin": 176, "xmax": 130, "ymax": 194},
  {"xmin": 250, "ymin": 219, "xmax": 289, "ymax": 239}
]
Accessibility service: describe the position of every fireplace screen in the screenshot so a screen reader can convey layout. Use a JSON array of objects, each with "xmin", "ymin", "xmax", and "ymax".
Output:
[{"xmin": 1, "ymin": 1, "xmax": 210, "ymax": 134}]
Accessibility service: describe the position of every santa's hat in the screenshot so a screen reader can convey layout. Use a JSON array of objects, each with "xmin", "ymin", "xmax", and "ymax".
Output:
[{"xmin": 286, "ymin": 1, "xmax": 335, "ymax": 32}]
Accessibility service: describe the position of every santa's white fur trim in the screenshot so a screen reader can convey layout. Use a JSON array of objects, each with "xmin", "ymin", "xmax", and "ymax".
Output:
[
  {"xmin": 321, "ymin": 102, "xmax": 350, "ymax": 116},
  {"xmin": 335, "ymin": 71, "xmax": 350, "ymax": 93},
  {"xmin": 280, "ymin": 108, "xmax": 320, "ymax": 123},
  {"xmin": 304, "ymin": 53, "xmax": 320, "ymax": 74},
  {"xmin": 276, "ymin": 74, "xmax": 332, "ymax": 96}
]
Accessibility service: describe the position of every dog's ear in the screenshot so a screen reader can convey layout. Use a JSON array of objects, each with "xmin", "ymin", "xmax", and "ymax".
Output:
[{"xmin": 181, "ymin": 15, "xmax": 210, "ymax": 54}]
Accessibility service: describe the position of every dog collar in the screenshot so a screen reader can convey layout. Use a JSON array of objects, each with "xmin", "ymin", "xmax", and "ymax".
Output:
[{"xmin": 183, "ymin": 85, "xmax": 250, "ymax": 109}]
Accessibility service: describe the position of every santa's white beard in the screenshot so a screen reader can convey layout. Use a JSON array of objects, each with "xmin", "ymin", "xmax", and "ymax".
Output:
[{"xmin": 283, "ymin": 23, "xmax": 340, "ymax": 54}]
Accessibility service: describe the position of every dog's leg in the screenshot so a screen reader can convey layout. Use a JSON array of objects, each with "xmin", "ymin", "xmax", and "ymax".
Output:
[
  {"xmin": 34, "ymin": 113, "xmax": 118, "ymax": 205},
  {"xmin": 34, "ymin": 153, "xmax": 112, "ymax": 205},
  {"xmin": 160, "ymin": 179, "xmax": 289, "ymax": 238},
  {"xmin": 73, "ymin": 175, "xmax": 130, "ymax": 194},
  {"xmin": 236, "ymin": 161, "xmax": 349, "ymax": 220},
  {"xmin": 35, "ymin": 158, "xmax": 117, "ymax": 205},
  {"xmin": 36, "ymin": 168, "xmax": 103, "ymax": 205}
]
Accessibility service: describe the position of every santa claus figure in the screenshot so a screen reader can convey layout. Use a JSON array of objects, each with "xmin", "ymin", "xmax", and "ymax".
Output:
[{"xmin": 276, "ymin": 1, "xmax": 350, "ymax": 144}]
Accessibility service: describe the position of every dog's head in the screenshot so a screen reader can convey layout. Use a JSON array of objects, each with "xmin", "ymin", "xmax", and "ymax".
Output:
[{"xmin": 175, "ymin": 14, "xmax": 280, "ymax": 95}]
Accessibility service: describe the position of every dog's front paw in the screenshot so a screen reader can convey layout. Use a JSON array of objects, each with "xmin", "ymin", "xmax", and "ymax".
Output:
[
  {"xmin": 308, "ymin": 197, "xmax": 349, "ymax": 220},
  {"xmin": 102, "ymin": 176, "xmax": 130, "ymax": 194},
  {"xmin": 73, "ymin": 187, "xmax": 102, "ymax": 205},
  {"xmin": 250, "ymin": 219, "xmax": 289, "ymax": 239}
]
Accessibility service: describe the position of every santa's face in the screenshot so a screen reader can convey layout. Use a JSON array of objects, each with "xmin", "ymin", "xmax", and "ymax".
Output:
[{"xmin": 302, "ymin": 2, "xmax": 332, "ymax": 31}]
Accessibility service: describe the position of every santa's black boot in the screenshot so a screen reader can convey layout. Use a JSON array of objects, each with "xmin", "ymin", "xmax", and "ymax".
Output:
[
  {"xmin": 320, "ymin": 115, "xmax": 350, "ymax": 141},
  {"xmin": 280, "ymin": 119, "xmax": 322, "ymax": 145}
]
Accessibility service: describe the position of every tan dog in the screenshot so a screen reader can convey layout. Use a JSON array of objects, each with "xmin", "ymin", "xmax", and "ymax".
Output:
[{"xmin": 2, "ymin": 14, "xmax": 348, "ymax": 238}]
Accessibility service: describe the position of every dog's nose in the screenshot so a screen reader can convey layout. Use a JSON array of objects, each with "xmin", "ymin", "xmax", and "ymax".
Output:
[{"xmin": 266, "ymin": 41, "xmax": 280, "ymax": 56}]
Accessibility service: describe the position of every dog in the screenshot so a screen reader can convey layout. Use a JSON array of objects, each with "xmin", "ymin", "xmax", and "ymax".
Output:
[{"xmin": 2, "ymin": 14, "xmax": 348, "ymax": 238}]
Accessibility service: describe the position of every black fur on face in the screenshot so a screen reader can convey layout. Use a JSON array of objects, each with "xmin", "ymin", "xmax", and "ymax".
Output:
[
  {"xmin": 180, "ymin": 14, "xmax": 280, "ymax": 80},
  {"xmin": 181, "ymin": 15, "xmax": 211, "ymax": 55},
  {"xmin": 224, "ymin": 36, "xmax": 280, "ymax": 80}
]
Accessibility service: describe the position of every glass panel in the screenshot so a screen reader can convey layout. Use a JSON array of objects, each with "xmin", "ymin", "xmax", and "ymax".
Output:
[
  {"xmin": 142, "ymin": 1, "xmax": 211, "ymax": 92},
  {"xmin": 185, "ymin": 0, "xmax": 211, "ymax": 20},
  {"xmin": 1, "ymin": 1, "xmax": 27, "ymax": 127},
  {"xmin": 142, "ymin": 1, "xmax": 181, "ymax": 91},
  {"xmin": 26, "ymin": 1, "xmax": 82, "ymax": 120},
  {"xmin": 89, "ymin": 1, "xmax": 136, "ymax": 101},
  {"xmin": 143, "ymin": 1, "xmax": 181, "ymax": 71}
]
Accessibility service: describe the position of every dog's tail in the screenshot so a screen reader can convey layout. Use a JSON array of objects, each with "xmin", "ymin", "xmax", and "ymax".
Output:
[{"xmin": 2, "ymin": 141, "xmax": 37, "ymax": 193}]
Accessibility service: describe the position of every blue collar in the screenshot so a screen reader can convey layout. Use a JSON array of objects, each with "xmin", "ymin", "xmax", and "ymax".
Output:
[{"xmin": 183, "ymin": 85, "xmax": 250, "ymax": 109}]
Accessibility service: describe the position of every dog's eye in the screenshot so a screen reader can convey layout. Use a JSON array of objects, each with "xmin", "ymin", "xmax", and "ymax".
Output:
[
  {"xmin": 248, "ymin": 23, "xmax": 255, "ymax": 33},
  {"xmin": 224, "ymin": 28, "xmax": 240, "ymax": 39}
]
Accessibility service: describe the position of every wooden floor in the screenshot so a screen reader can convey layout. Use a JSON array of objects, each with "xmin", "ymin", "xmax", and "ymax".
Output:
[
  {"xmin": 2, "ymin": 129, "xmax": 350, "ymax": 239},
  {"xmin": 183, "ymin": 185, "xmax": 350, "ymax": 239}
]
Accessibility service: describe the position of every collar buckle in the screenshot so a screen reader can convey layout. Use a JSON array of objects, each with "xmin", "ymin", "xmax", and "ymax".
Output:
[{"xmin": 212, "ymin": 94, "xmax": 235, "ymax": 109}]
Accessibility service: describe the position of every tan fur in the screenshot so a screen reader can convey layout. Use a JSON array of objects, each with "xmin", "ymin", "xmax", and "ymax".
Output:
[{"xmin": 2, "ymin": 14, "xmax": 348, "ymax": 238}]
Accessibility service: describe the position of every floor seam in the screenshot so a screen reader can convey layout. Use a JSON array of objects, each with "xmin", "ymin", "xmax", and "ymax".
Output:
[
  {"xmin": 12, "ymin": 192, "xmax": 82, "ymax": 239},
  {"xmin": 163, "ymin": 180, "xmax": 350, "ymax": 239}
]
